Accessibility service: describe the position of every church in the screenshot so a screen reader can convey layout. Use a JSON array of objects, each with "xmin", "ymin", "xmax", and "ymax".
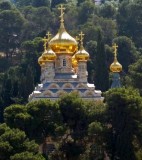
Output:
[{"xmin": 29, "ymin": 5, "xmax": 103, "ymax": 101}]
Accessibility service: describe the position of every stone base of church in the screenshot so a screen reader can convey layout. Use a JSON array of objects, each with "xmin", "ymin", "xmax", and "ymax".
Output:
[{"xmin": 29, "ymin": 73, "xmax": 103, "ymax": 101}]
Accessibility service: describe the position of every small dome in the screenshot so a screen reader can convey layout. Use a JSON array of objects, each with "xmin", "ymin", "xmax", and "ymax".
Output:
[
  {"xmin": 110, "ymin": 60, "xmax": 122, "ymax": 72},
  {"xmin": 72, "ymin": 55, "xmax": 78, "ymax": 68},
  {"xmin": 38, "ymin": 56, "xmax": 45, "ymax": 66},
  {"xmin": 42, "ymin": 47, "xmax": 56, "ymax": 62},
  {"xmin": 75, "ymin": 46, "xmax": 89, "ymax": 61},
  {"xmin": 49, "ymin": 23, "xmax": 78, "ymax": 55}
]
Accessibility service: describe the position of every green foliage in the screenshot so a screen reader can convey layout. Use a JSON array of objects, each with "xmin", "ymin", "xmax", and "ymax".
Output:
[
  {"xmin": 117, "ymin": 1, "xmax": 142, "ymax": 47},
  {"xmin": 99, "ymin": 3, "xmax": 117, "ymax": 19},
  {"xmin": 4, "ymin": 104, "xmax": 30, "ymax": 130},
  {"xmin": 0, "ymin": 1, "xmax": 12, "ymax": 10},
  {"xmin": 128, "ymin": 58, "xmax": 142, "ymax": 95},
  {"xmin": 88, "ymin": 121, "xmax": 103, "ymax": 135},
  {"xmin": 95, "ymin": 30, "xmax": 109, "ymax": 91},
  {"xmin": 12, "ymin": 0, "xmax": 32, "ymax": 7},
  {"xmin": 2, "ymin": 93, "xmax": 106, "ymax": 159},
  {"xmin": 0, "ymin": 123, "xmax": 45, "ymax": 160},
  {"xmin": 10, "ymin": 151, "xmax": 45, "ymax": 160},
  {"xmin": 26, "ymin": 99, "xmax": 62, "ymax": 140},
  {"xmin": 104, "ymin": 87, "xmax": 142, "ymax": 160},
  {"xmin": 77, "ymin": 1, "xmax": 95, "ymax": 24},
  {"xmin": 21, "ymin": 7, "xmax": 54, "ymax": 39},
  {"xmin": 77, "ymin": 0, "xmax": 86, "ymax": 6},
  {"xmin": 32, "ymin": 0, "xmax": 50, "ymax": 7},
  {"xmin": 59, "ymin": 93, "xmax": 87, "ymax": 132},
  {"xmin": 0, "ymin": 7, "xmax": 25, "ymax": 58},
  {"xmin": 0, "ymin": 1, "xmax": 142, "ymax": 159},
  {"xmin": 51, "ymin": 0, "xmax": 67, "ymax": 8}
]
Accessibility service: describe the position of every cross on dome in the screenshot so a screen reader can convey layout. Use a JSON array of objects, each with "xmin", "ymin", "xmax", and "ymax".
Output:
[
  {"xmin": 58, "ymin": 4, "xmax": 65, "ymax": 23},
  {"xmin": 112, "ymin": 43, "xmax": 118, "ymax": 59},
  {"xmin": 46, "ymin": 31, "xmax": 52, "ymax": 40},
  {"xmin": 79, "ymin": 31, "xmax": 85, "ymax": 45},
  {"xmin": 43, "ymin": 36, "xmax": 48, "ymax": 51}
]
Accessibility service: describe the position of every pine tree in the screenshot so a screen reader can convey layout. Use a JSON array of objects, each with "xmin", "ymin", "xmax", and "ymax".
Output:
[{"xmin": 94, "ymin": 30, "xmax": 109, "ymax": 92}]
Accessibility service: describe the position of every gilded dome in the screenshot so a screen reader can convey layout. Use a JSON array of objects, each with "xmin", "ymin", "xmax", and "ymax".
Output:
[
  {"xmin": 42, "ymin": 46, "xmax": 56, "ymax": 62},
  {"xmin": 49, "ymin": 23, "xmax": 78, "ymax": 55},
  {"xmin": 49, "ymin": 4, "xmax": 77, "ymax": 55},
  {"xmin": 75, "ymin": 45, "xmax": 89, "ymax": 61},
  {"xmin": 110, "ymin": 60, "xmax": 122, "ymax": 73},
  {"xmin": 38, "ymin": 56, "xmax": 45, "ymax": 66},
  {"xmin": 110, "ymin": 43, "xmax": 122, "ymax": 73}
]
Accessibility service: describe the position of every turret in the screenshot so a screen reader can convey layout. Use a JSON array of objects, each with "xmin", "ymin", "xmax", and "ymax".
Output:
[
  {"xmin": 110, "ymin": 43, "xmax": 122, "ymax": 88},
  {"xmin": 38, "ymin": 34, "xmax": 56, "ymax": 83},
  {"xmin": 75, "ymin": 32, "xmax": 89, "ymax": 82}
]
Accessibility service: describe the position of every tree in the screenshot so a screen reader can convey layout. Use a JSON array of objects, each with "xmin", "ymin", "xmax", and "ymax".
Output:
[
  {"xmin": 4, "ymin": 104, "xmax": 30, "ymax": 131},
  {"xmin": 0, "ymin": 1, "xmax": 12, "ymax": 10},
  {"xmin": 12, "ymin": 0, "xmax": 32, "ymax": 7},
  {"xmin": 117, "ymin": 1, "xmax": 142, "ymax": 47},
  {"xmin": 86, "ymin": 40, "xmax": 97, "ymax": 83},
  {"xmin": 77, "ymin": 1, "xmax": 95, "ymax": 24},
  {"xmin": 104, "ymin": 88, "xmax": 142, "ymax": 160},
  {"xmin": 128, "ymin": 58, "xmax": 142, "ymax": 95},
  {"xmin": 58, "ymin": 93, "xmax": 106, "ymax": 160},
  {"xmin": 11, "ymin": 152, "xmax": 45, "ymax": 160},
  {"xmin": 0, "ymin": 123, "xmax": 45, "ymax": 160},
  {"xmin": 1, "ymin": 75, "xmax": 14, "ymax": 107},
  {"xmin": 3, "ymin": 93, "xmax": 106, "ymax": 159},
  {"xmin": 59, "ymin": 93, "xmax": 87, "ymax": 136},
  {"xmin": 84, "ymin": 15, "xmax": 117, "ymax": 44},
  {"xmin": 77, "ymin": 0, "xmax": 86, "ymax": 6},
  {"xmin": 0, "ymin": 9, "xmax": 25, "ymax": 59},
  {"xmin": 94, "ymin": 30, "xmax": 109, "ymax": 91},
  {"xmin": 99, "ymin": 3, "xmax": 117, "ymax": 19},
  {"xmin": 32, "ymin": 0, "xmax": 50, "ymax": 7},
  {"xmin": 51, "ymin": 0, "xmax": 67, "ymax": 9},
  {"xmin": 21, "ymin": 6, "xmax": 54, "ymax": 40}
]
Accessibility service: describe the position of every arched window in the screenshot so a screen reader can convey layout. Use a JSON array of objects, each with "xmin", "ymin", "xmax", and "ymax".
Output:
[{"xmin": 63, "ymin": 59, "xmax": 66, "ymax": 66}]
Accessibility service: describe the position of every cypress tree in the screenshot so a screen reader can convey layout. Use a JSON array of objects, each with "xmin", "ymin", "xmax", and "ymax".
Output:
[
  {"xmin": 25, "ymin": 66, "xmax": 35, "ymax": 99},
  {"xmin": 94, "ymin": 30, "xmax": 109, "ymax": 92},
  {"xmin": 1, "ymin": 75, "xmax": 13, "ymax": 107}
]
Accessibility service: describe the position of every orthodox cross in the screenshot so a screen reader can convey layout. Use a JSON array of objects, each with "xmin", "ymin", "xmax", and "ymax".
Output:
[
  {"xmin": 46, "ymin": 31, "xmax": 52, "ymax": 40},
  {"xmin": 112, "ymin": 43, "xmax": 118, "ymax": 60},
  {"xmin": 58, "ymin": 4, "xmax": 65, "ymax": 23},
  {"xmin": 79, "ymin": 31, "xmax": 85, "ymax": 45},
  {"xmin": 43, "ymin": 36, "xmax": 48, "ymax": 51}
]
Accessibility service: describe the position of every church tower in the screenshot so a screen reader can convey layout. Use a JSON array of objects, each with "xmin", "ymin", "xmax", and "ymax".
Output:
[
  {"xmin": 110, "ymin": 43, "xmax": 122, "ymax": 88},
  {"xmin": 29, "ymin": 5, "xmax": 102, "ymax": 101}
]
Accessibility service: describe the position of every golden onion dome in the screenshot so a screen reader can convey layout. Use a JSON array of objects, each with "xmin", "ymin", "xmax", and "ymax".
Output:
[
  {"xmin": 75, "ymin": 45, "xmax": 89, "ymax": 61},
  {"xmin": 110, "ymin": 60, "xmax": 122, "ymax": 73},
  {"xmin": 49, "ymin": 23, "xmax": 77, "ymax": 55},
  {"xmin": 72, "ymin": 55, "xmax": 78, "ymax": 68},
  {"xmin": 49, "ymin": 5, "xmax": 77, "ymax": 55},
  {"xmin": 42, "ymin": 46, "xmax": 56, "ymax": 62},
  {"xmin": 38, "ymin": 56, "xmax": 45, "ymax": 66},
  {"xmin": 110, "ymin": 43, "xmax": 122, "ymax": 73}
]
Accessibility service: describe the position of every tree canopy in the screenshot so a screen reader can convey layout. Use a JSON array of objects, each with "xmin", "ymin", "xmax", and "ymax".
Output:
[{"xmin": 0, "ymin": 0, "xmax": 142, "ymax": 159}]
